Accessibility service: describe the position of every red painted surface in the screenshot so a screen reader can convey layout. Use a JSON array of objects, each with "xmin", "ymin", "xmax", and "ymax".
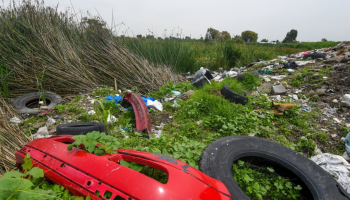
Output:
[
  {"xmin": 16, "ymin": 135, "xmax": 231, "ymax": 200},
  {"xmin": 123, "ymin": 92, "xmax": 152, "ymax": 137}
]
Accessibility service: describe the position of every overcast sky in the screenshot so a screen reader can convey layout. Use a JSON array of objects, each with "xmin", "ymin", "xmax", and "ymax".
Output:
[{"xmin": 2, "ymin": 0, "xmax": 350, "ymax": 42}]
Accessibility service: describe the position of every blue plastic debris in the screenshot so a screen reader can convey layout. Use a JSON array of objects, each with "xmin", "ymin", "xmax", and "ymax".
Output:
[
  {"xmin": 171, "ymin": 90, "xmax": 181, "ymax": 95},
  {"xmin": 343, "ymin": 132, "xmax": 350, "ymax": 154},
  {"xmin": 105, "ymin": 95, "xmax": 122, "ymax": 104},
  {"xmin": 123, "ymin": 126, "xmax": 131, "ymax": 131}
]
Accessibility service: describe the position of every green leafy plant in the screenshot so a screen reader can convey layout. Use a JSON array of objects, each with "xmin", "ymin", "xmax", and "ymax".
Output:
[
  {"xmin": 0, "ymin": 153, "xmax": 87, "ymax": 199},
  {"xmin": 67, "ymin": 131, "xmax": 120, "ymax": 156},
  {"xmin": 93, "ymin": 85, "xmax": 112, "ymax": 96},
  {"xmin": 119, "ymin": 160, "xmax": 168, "ymax": 184},
  {"xmin": 232, "ymin": 160, "xmax": 302, "ymax": 200}
]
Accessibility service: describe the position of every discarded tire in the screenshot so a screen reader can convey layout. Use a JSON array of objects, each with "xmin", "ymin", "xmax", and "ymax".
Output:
[
  {"xmin": 236, "ymin": 70, "xmax": 259, "ymax": 81},
  {"xmin": 221, "ymin": 85, "xmax": 248, "ymax": 104},
  {"xmin": 303, "ymin": 53, "xmax": 326, "ymax": 60},
  {"xmin": 199, "ymin": 136, "xmax": 350, "ymax": 200},
  {"xmin": 11, "ymin": 92, "xmax": 62, "ymax": 114},
  {"xmin": 56, "ymin": 122, "xmax": 106, "ymax": 135}
]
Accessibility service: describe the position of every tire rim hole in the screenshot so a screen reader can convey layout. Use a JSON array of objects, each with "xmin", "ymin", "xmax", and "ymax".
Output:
[
  {"xmin": 25, "ymin": 98, "xmax": 51, "ymax": 109},
  {"xmin": 233, "ymin": 156, "xmax": 314, "ymax": 200}
]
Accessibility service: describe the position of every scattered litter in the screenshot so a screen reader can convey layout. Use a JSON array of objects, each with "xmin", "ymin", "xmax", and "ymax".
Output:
[
  {"xmin": 147, "ymin": 100, "xmax": 163, "ymax": 111},
  {"xmin": 88, "ymin": 110, "xmax": 96, "ymax": 115},
  {"xmin": 192, "ymin": 67, "xmax": 213, "ymax": 88},
  {"xmin": 40, "ymin": 106, "xmax": 49, "ymax": 110},
  {"xmin": 155, "ymin": 123, "xmax": 165, "ymax": 130},
  {"xmin": 323, "ymin": 77, "xmax": 328, "ymax": 80},
  {"xmin": 272, "ymin": 102, "xmax": 297, "ymax": 115},
  {"xmin": 272, "ymin": 85, "xmax": 287, "ymax": 95},
  {"xmin": 292, "ymin": 94, "xmax": 298, "ymax": 100},
  {"xmin": 263, "ymin": 78, "xmax": 271, "ymax": 82},
  {"xmin": 270, "ymin": 75, "xmax": 287, "ymax": 81},
  {"xmin": 301, "ymin": 106, "xmax": 311, "ymax": 112},
  {"xmin": 340, "ymin": 94, "xmax": 350, "ymax": 107},
  {"xmin": 164, "ymin": 97, "xmax": 175, "ymax": 102},
  {"xmin": 333, "ymin": 118, "xmax": 341, "ymax": 123},
  {"xmin": 123, "ymin": 126, "xmax": 131, "ymax": 131},
  {"xmin": 343, "ymin": 132, "xmax": 350, "ymax": 154},
  {"xmin": 171, "ymin": 100, "xmax": 181, "ymax": 108},
  {"xmin": 226, "ymin": 71, "xmax": 238, "ymax": 77},
  {"xmin": 107, "ymin": 114, "xmax": 118, "ymax": 123},
  {"xmin": 169, "ymin": 116, "xmax": 173, "ymax": 119},
  {"xmin": 286, "ymin": 69, "xmax": 295, "ymax": 72},
  {"xmin": 9, "ymin": 116, "xmax": 22, "ymax": 125},
  {"xmin": 197, "ymin": 120, "xmax": 203, "ymax": 125},
  {"xmin": 32, "ymin": 126, "xmax": 50, "ymax": 139},
  {"xmin": 37, "ymin": 109, "xmax": 56, "ymax": 117},
  {"xmin": 152, "ymin": 129, "xmax": 162, "ymax": 138},
  {"xmin": 46, "ymin": 117, "xmax": 56, "ymax": 126},
  {"xmin": 249, "ymin": 132, "xmax": 257, "ymax": 137},
  {"xmin": 323, "ymin": 107, "xmax": 337, "ymax": 117},
  {"xmin": 171, "ymin": 90, "xmax": 181, "ymax": 95},
  {"xmin": 332, "ymin": 99, "xmax": 338, "ymax": 104},
  {"xmin": 311, "ymin": 153, "xmax": 350, "ymax": 194}
]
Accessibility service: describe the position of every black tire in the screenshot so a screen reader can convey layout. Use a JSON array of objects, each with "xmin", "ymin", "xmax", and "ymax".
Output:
[
  {"xmin": 56, "ymin": 122, "xmax": 106, "ymax": 135},
  {"xmin": 199, "ymin": 136, "xmax": 350, "ymax": 200},
  {"xmin": 221, "ymin": 85, "xmax": 248, "ymax": 104},
  {"xmin": 236, "ymin": 70, "xmax": 259, "ymax": 81},
  {"xmin": 11, "ymin": 92, "xmax": 62, "ymax": 114},
  {"xmin": 303, "ymin": 53, "xmax": 326, "ymax": 60}
]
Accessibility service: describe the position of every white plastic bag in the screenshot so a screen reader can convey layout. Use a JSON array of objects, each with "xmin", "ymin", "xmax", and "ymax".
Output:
[{"xmin": 311, "ymin": 153, "xmax": 350, "ymax": 194}]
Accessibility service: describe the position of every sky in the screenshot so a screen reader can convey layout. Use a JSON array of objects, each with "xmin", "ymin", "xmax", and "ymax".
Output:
[{"xmin": 2, "ymin": 0, "xmax": 350, "ymax": 42}]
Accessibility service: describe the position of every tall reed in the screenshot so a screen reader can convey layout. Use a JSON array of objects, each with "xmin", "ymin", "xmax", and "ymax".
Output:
[{"xmin": 0, "ymin": 1, "xmax": 184, "ymax": 98}]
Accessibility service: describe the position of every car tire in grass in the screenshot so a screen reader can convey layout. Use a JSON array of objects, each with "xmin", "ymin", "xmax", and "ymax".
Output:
[
  {"xmin": 303, "ymin": 53, "xmax": 326, "ymax": 60},
  {"xmin": 221, "ymin": 85, "xmax": 248, "ymax": 104},
  {"xmin": 199, "ymin": 136, "xmax": 350, "ymax": 200},
  {"xmin": 11, "ymin": 92, "xmax": 62, "ymax": 114},
  {"xmin": 56, "ymin": 122, "xmax": 106, "ymax": 135}
]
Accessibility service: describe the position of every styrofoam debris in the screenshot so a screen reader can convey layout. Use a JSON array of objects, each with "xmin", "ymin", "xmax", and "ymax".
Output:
[
  {"xmin": 10, "ymin": 117, "xmax": 22, "ymax": 125},
  {"xmin": 147, "ymin": 99, "xmax": 163, "ymax": 111},
  {"xmin": 88, "ymin": 110, "xmax": 96, "ymax": 115},
  {"xmin": 107, "ymin": 114, "xmax": 118, "ymax": 123},
  {"xmin": 172, "ymin": 100, "xmax": 181, "ymax": 108},
  {"xmin": 46, "ymin": 117, "xmax": 56, "ymax": 126}
]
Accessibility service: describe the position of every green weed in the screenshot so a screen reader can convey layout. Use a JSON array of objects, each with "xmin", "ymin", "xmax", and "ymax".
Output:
[{"xmin": 233, "ymin": 160, "xmax": 302, "ymax": 200}]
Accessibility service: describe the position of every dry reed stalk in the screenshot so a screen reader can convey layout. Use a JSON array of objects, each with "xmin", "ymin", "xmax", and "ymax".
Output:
[{"xmin": 0, "ymin": 97, "xmax": 32, "ymax": 176}]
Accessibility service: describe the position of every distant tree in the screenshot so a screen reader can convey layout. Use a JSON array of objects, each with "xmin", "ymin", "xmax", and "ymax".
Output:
[
  {"xmin": 219, "ymin": 31, "xmax": 231, "ymax": 41},
  {"xmin": 146, "ymin": 35, "xmax": 154, "ymax": 39},
  {"xmin": 206, "ymin": 28, "xmax": 220, "ymax": 40},
  {"xmin": 120, "ymin": 35, "xmax": 125, "ymax": 38},
  {"xmin": 241, "ymin": 30, "xmax": 258, "ymax": 42},
  {"xmin": 199, "ymin": 37, "xmax": 204, "ymax": 41},
  {"xmin": 282, "ymin": 29, "xmax": 298, "ymax": 43},
  {"xmin": 232, "ymin": 35, "xmax": 242, "ymax": 40},
  {"xmin": 261, "ymin": 39, "xmax": 268, "ymax": 42},
  {"xmin": 185, "ymin": 36, "xmax": 191, "ymax": 40},
  {"xmin": 321, "ymin": 38, "xmax": 328, "ymax": 42},
  {"xmin": 157, "ymin": 37, "xmax": 163, "ymax": 40},
  {"xmin": 276, "ymin": 40, "xmax": 280, "ymax": 43},
  {"xmin": 136, "ymin": 34, "xmax": 142, "ymax": 38},
  {"xmin": 233, "ymin": 38, "xmax": 245, "ymax": 44}
]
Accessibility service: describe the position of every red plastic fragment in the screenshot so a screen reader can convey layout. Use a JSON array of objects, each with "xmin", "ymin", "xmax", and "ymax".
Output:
[
  {"xmin": 123, "ymin": 91, "xmax": 152, "ymax": 137},
  {"xmin": 15, "ymin": 135, "xmax": 231, "ymax": 200},
  {"xmin": 37, "ymin": 109, "xmax": 56, "ymax": 117}
]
